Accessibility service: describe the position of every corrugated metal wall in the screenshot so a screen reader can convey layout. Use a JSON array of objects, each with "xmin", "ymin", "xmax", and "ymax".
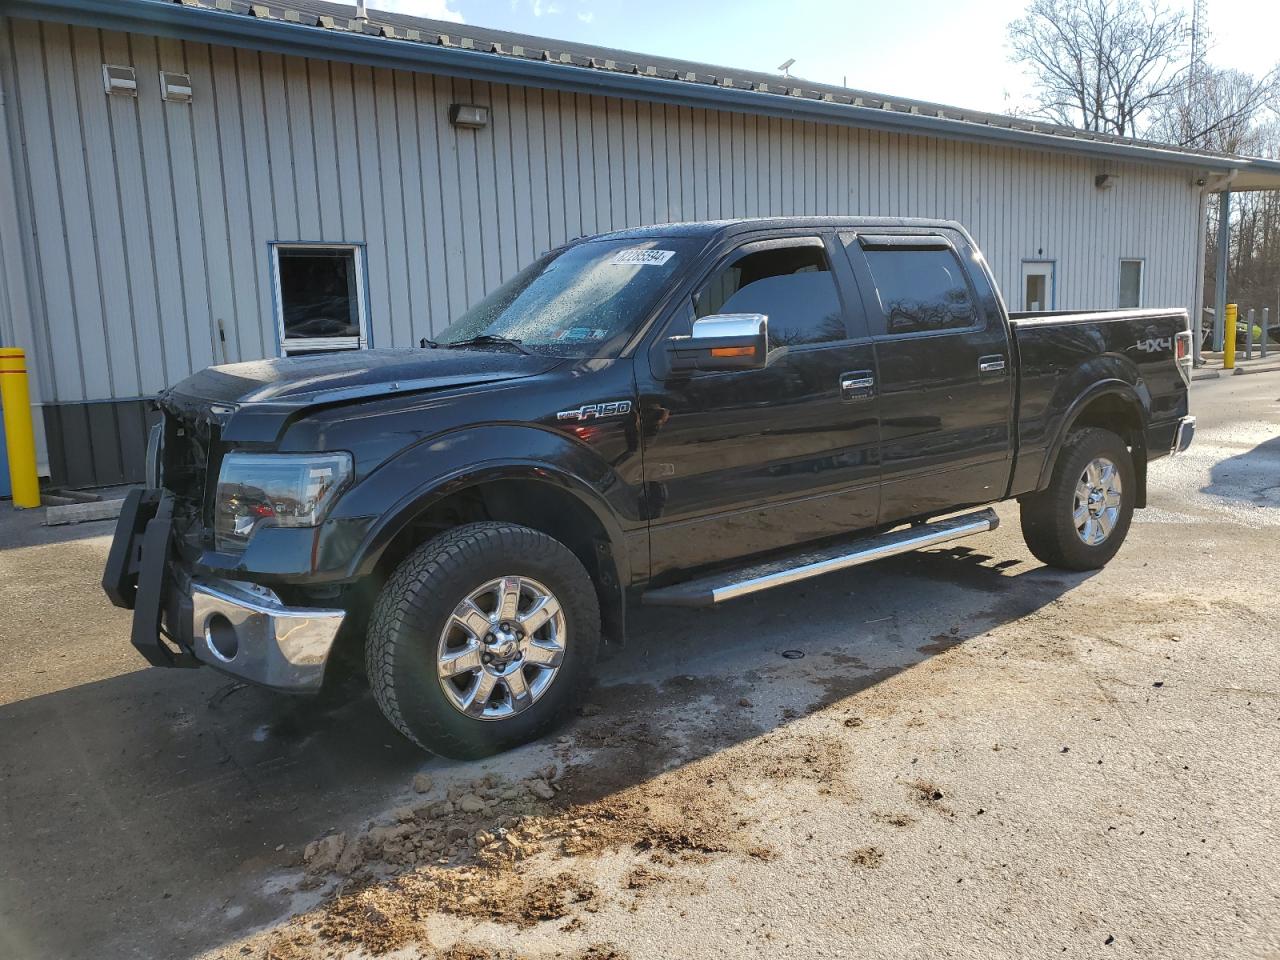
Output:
[{"xmin": 2, "ymin": 18, "xmax": 1202, "ymax": 409}]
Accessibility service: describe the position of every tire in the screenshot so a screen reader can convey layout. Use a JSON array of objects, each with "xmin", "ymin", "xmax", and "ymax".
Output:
[
  {"xmin": 1018, "ymin": 427, "xmax": 1136, "ymax": 571},
  {"xmin": 366, "ymin": 522, "xmax": 600, "ymax": 758}
]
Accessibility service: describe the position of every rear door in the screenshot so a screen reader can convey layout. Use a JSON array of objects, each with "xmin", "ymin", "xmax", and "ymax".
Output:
[
  {"xmin": 638, "ymin": 232, "xmax": 880, "ymax": 577},
  {"xmin": 840, "ymin": 229, "xmax": 1014, "ymax": 524}
]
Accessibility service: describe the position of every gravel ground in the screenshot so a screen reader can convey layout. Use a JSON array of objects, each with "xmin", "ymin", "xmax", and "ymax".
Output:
[{"xmin": 1, "ymin": 373, "xmax": 1278, "ymax": 960}]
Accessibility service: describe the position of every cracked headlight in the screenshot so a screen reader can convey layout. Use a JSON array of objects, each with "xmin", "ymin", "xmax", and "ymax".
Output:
[{"xmin": 213, "ymin": 452, "xmax": 352, "ymax": 552}]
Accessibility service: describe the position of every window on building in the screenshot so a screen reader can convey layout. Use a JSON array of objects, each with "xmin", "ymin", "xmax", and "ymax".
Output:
[
  {"xmin": 862, "ymin": 247, "xmax": 978, "ymax": 335},
  {"xmin": 692, "ymin": 241, "xmax": 847, "ymax": 348},
  {"xmin": 272, "ymin": 244, "xmax": 367, "ymax": 354},
  {"xmin": 1119, "ymin": 259, "xmax": 1144, "ymax": 308}
]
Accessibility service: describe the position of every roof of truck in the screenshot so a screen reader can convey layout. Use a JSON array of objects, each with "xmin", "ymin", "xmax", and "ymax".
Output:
[{"xmin": 587, "ymin": 217, "xmax": 962, "ymax": 242}]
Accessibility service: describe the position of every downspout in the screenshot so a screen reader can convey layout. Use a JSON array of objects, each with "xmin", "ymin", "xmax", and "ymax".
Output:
[
  {"xmin": 0, "ymin": 19, "xmax": 50, "ymax": 476},
  {"xmin": 1203, "ymin": 169, "xmax": 1238, "ymax": 355}
]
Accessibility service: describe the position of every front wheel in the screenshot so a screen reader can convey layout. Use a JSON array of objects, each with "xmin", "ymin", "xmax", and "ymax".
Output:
[
  {"xmin": 1018, "ymin": 427, "xmax": 1136, "ymax": 571},
  {"xmin": 366, "ymin": 522, "xmax": 600, "ymax": 758}
]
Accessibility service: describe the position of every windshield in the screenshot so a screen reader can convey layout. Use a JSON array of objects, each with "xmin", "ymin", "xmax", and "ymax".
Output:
[{"xmin": 436, "ymin": 237, "xmax": 698, "ymax": 357}]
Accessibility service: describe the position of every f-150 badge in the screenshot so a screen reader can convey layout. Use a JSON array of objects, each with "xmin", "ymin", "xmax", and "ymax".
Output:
[{"xmin": 557, "ymin": 400, "xmax": 632, "ymax": 422}]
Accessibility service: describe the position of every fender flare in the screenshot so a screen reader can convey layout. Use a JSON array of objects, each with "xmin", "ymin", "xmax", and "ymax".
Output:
[
  {"xmin": 347, "ymin": 458, "xmax": 633, "ymax": 585},
  {"xmin": 1035, "ymin": 379, "xmax": 1149, "ymax": 492}
]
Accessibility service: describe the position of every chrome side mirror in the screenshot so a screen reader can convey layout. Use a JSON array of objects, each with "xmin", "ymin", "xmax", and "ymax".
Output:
[{"xmin": 666, "ymin": 313, "xmax": 768, "ymax": 372}]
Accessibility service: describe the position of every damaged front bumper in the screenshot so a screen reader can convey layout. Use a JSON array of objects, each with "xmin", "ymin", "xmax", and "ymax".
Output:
[{"xmin": 102, "ymin": 489, "xmax": 345, "ymax": 692}]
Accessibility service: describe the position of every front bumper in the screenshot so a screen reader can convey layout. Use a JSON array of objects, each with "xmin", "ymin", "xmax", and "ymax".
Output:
[{"xmin": 102, "ymin": 489, "xmax": 346, "ymax": 692}]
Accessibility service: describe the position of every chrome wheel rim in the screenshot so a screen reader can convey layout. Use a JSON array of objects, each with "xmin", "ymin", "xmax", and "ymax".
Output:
[
  {"xmin": 436, "ymin": 576, "xmax": 567, "ymax": 721},
  {"xmin": 1074, "ymin": 457, "xmax": 1122, "ymax": 546}
]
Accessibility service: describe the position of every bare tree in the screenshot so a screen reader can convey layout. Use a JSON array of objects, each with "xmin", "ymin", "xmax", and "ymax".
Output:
[
  {"xmin": 1150, "ymin": 66, "xmax": 1280, "ymax": 152},
  {"xmin": 1008, "ymin": 0, "xmax": 1188, "ymax": 136}
]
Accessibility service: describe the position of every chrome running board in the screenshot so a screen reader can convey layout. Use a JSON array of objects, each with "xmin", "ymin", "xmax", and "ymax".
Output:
[{"xmin": 642, "ymin": 508, "xmax": 1000, "ymax": 608}]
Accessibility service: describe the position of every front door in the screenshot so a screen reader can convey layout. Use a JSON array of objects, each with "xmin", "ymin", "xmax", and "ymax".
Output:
[
  {"xmin": 1021, "ymin": 260, "xmax": 1056, "ymax": 312},
  {"xmin": 841, "ymin": 229, "xmax": 1015, "ymax": 525},
  {"xmin": 638, "ymin": 233, "xmax": 881, "ymax": 578}
]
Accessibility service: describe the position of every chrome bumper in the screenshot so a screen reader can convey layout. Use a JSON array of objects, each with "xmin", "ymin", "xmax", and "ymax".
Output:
[
  {"xmin": 1173, "ymin": 415, "xmax": 1196, "ymax": 454},
  {"xmin": 189, "ymin": 577, "xmax": 346, "ymax": 692}
]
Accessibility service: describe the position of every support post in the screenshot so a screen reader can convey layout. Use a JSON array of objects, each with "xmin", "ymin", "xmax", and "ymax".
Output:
[
  {"xmin": 1214, "ymin": 190, "xmax": 1230, "ymax": 352},
  {"xmin": 1263, "ymin": 307, "xmax": 1270, "ymax": 359},
  {"xmin": 0, "ymin": 347, "xmax": 40, "ymax": 508},
  {"xmin": 1246, "ymin": 308, "xmax": 1255, "ymax": 360},
  {"xmin": 1224, "ymin": 303, "xmax": 1238, "ymax": 370}
]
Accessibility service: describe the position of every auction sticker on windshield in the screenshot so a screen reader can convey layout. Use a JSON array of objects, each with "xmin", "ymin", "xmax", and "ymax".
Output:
[{"xmin": 610, "ymin": 248, "xmax": 676, "ymax": 266}]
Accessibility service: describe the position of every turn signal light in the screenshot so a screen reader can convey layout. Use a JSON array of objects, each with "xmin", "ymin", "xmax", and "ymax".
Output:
[{"xmin": 710, "ymin": 346, "xmax": 755, "ymax": 358}]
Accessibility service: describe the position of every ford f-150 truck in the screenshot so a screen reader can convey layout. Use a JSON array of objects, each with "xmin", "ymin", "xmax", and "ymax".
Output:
[{"xmin": 103, "ymin": 217, "xmax": 1195, "ymax": 757}]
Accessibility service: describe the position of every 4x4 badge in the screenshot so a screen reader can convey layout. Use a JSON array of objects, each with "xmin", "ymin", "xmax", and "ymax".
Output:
[{"xmin": 557, "ymin": 400, "xmax": 632, "ymax": 422}]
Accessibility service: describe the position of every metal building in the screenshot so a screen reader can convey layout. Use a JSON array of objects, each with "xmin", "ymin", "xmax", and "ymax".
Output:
[{"xmin": 2, "ymin": 0, "xmax": 1279, "ymax": 487}]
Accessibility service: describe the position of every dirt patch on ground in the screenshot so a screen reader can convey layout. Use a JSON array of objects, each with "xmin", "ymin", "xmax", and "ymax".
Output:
[
  {"xmin": 847, "ymin": 846, "xmax": 885, "ymax": 869},
  {"xmin": 224, "ymin": 675, "xmax": 827, "ymax": 958}
]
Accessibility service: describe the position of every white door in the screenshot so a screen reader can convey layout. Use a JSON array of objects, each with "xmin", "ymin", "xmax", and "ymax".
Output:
[{"xmin": 1021, "ymin": 261, "xmax": 1055, "ymax": 312}]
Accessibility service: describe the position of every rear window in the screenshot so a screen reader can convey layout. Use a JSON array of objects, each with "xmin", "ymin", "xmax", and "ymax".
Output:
[{"xmin": 862, "ymin": 248, "xmax": 979, "ymax": 336}]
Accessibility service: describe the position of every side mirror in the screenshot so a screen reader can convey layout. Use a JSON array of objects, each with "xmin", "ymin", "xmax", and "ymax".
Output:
[{"xmin": 666, "ymin": 313, "xmax": 768, "ymax": 372}]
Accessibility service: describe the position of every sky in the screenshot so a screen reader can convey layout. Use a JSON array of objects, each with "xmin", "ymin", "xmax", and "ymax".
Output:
[{"xmin": 370, "ymin": 0, "xmax": 1280, "ymax": 117}]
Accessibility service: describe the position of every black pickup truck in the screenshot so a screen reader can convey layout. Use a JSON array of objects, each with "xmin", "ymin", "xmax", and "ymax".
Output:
[{"xmin": 104, "ymin": 217, "xmax": 1195, "ymax": 757}]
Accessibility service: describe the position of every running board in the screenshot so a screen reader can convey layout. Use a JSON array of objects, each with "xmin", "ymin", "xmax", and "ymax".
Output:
[{"xmin": 642, "ymin": 508, "xmax": 1000, "ymax": 608}]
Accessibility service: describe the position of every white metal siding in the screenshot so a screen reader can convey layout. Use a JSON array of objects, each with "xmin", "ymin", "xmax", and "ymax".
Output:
[{"xmin": 1, "ymin": 19, "xmax": 1203, "ymax": 404}]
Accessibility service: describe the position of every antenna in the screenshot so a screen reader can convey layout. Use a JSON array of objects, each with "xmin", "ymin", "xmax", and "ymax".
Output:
[
  {"xmin": 1190, "ymin": 0, "xmax": 1207, "ymax": 88},
  {"xmin": 777, "ymin": 58, "xmax": 795, "ymax": 78}
]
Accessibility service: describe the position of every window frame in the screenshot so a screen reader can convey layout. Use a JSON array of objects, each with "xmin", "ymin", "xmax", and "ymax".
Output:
[
  {"xmin": 845, "ymin": 232, "xmax": 989, "ymax": 341},
  {"xmin": 269, "ymin": 241, "xmax": 371, "ymax": 356},
  {"xmin": 1118, "ymin": 257, "xmax": 1145, "ymax": 309}
]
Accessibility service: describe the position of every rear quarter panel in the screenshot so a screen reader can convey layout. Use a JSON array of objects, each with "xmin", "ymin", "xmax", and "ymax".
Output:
[{"xmin": 1009, "ymin": 309, "xmax": 1189, "ymax": 495}]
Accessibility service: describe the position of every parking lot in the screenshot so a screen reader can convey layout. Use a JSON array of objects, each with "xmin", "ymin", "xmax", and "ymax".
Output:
[{"xmin": 2, "ymin": 372, "xmax": 1278, "ymax": 960}]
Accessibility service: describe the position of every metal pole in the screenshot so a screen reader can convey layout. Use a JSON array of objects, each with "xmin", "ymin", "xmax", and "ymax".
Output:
[
  {"xmin": 1214, "ymin": 190, "xmax": 1230, "ymax": 352},
  {"xmin": 1262, "ymin": 307, "xmax": 1270, "ymax": 359},
  {"xmin": 1246, "ymin": 307, "xmax": 1255, "ymax": 360},
  {"xmin": 1225, "ymin": 303, "xmax": 1238, "ymax": 369},
  {"xmin": 0, "ymin": 347, "xmax": 40, "ymax": 508}
]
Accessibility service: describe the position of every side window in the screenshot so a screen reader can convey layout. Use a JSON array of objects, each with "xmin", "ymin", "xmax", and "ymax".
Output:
[
  {"xmin": 693, "ymin": 242, "xmax": 847, "ymax": 349},
  {"xmin": 861, "ymin": 248, "xmax": 978, "ymax": 336}
]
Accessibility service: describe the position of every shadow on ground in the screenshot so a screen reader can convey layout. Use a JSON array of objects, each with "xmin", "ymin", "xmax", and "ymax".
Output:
[
  {"xmin": 0, "ymin": 539, "xmax": 1090, "ymax": 960},
  {"xmin": 1202, "ymin": 433, "xmax": 1280, "ymax": 508}
]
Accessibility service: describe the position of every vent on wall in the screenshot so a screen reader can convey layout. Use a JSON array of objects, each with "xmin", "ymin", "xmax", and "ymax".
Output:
[
  {"xmin": 102, "ymin": 64, "xmax": 136, "ymax": 97},
  {"xmin": 159, "ymin": 71, "xmax": 193, "ymax": 103}
]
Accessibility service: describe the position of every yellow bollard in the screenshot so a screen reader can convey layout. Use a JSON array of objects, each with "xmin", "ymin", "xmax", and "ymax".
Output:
[
  {"xmin": 1224, "ymin": 303, "xmax": 1238, "ymax": 370},
  {"xmin": 0, "ymin": 347, "xmax": 41, "ymax": 508}
]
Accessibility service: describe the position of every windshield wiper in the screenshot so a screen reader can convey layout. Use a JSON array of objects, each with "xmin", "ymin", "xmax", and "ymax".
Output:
[{"xmin": 443, "ymin": 334, "xmax": 532, "ymax": 355}]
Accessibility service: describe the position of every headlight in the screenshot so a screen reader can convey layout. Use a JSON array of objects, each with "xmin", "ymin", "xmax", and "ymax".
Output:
[{"xmin": 213, "ymin": 452, "xmax": 352, "ymax": 552}]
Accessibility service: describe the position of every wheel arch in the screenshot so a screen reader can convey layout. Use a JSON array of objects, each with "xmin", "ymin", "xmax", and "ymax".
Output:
[
  {"xmin": 1037, "ymin": 381, "xmax": 1150, "ymax": 507},
  {"xmin": 355, "ymin": 464, "xmax": 630, "ymax": 646}
]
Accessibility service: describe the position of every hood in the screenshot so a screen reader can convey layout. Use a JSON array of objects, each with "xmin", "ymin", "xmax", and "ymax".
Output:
[{"xmin": 163, "ymin": 347, "xmax": 564, "ymax": 442}]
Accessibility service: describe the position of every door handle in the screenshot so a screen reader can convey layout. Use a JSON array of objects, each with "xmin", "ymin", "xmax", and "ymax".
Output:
[
  {"xmin": 978, "ymin": 355, "xmax": 1007, "ymax": 374},
  {"xmin": 840, "ymin": 371, "xmax": 876, "ymax": 401}
]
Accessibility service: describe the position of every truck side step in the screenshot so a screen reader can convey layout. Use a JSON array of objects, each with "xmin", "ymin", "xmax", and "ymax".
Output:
[{"xmin": 641, "ymin": 508, "xmax": 1000, "ymax": 608}]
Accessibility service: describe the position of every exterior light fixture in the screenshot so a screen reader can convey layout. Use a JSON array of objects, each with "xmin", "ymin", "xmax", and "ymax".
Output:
[
  {"xmin": 102, "ymin": 64, "xmax": 137, "ymax": 97},
  {"xmin": 1095, "ymin": 173, "xmax": 1117, "ymax": 190},
  {"xmin": 449, "ymin": 103, "xmax": 490, "ymax": 129}
]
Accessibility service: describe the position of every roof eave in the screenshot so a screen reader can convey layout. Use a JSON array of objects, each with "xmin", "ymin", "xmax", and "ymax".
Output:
[{"xmin": 9, "ymin": 0, "xmax": 1280, "ymax": 186}]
